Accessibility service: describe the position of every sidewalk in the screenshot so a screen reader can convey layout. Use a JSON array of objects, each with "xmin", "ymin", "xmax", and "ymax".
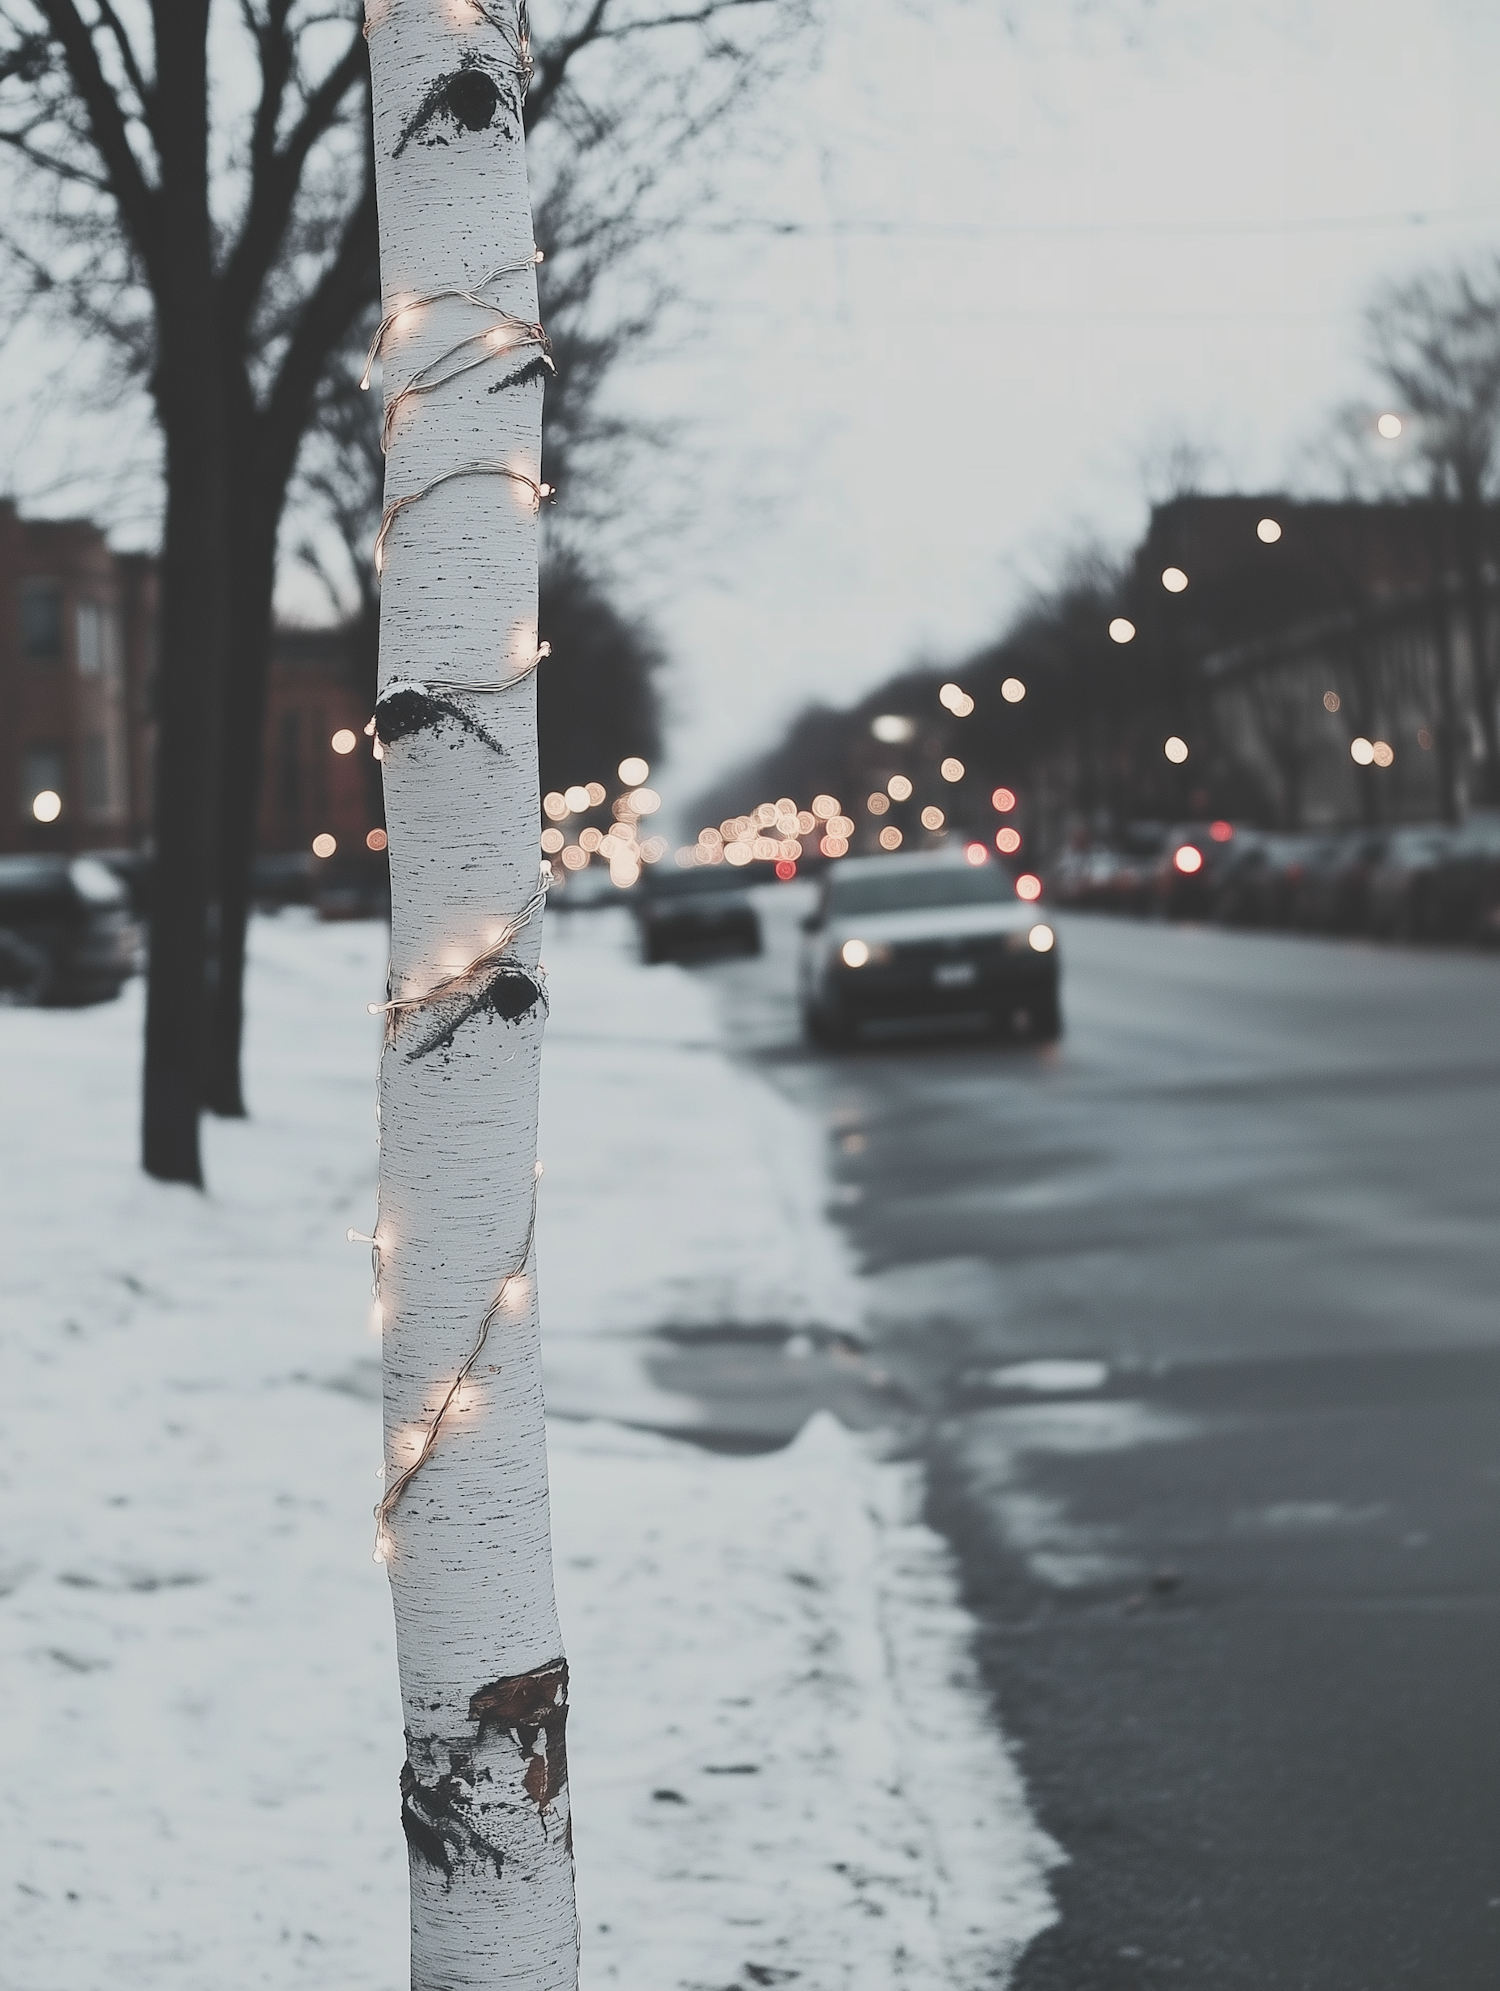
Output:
[{"xmin": 0, "ymin": 909, "xmax": 1056, "ymax": 1989}]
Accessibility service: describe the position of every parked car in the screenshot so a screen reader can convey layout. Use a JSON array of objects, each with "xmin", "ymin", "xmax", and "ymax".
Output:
[
  {"xmin": 1365, "ymin": 824, "xmax": 1457, "ymax": 940},
  {"xmin": 0, "ymin": 854, "xmax": 141, "ymax": 1004},
  {"xmin": 1280, "ymin": 829, "xmax": 1383, "ymax": 933},
  {"xmin": 1420, "ymin": 811, "xmax": 1500, "ymax": 943},
  {"xmin": 1212, "ymin": 831, "xmax": 1324, "ymax": 928},
  {"xmin": 799, "ymin": 848, "xmax": 1059, "ymax": 1046},
  {"xmin": 1050, "ymin": 826, "xmax": 1166, "ymax": 917},
  {"xmin": 636, "ymin": 863, "xmax": 761, "ymax": 963},
  {"xmin": 1152, "ymin": 822, "xmax": 1240, "ymax": 919}
]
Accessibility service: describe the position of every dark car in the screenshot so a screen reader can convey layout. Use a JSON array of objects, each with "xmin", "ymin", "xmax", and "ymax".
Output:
[
  {"xmin": 1152, "ymin": 822, "xmax": 1239, "ymax": 919},
  {"xmin": 637, "ymin": 863, "xmax": 761, "ymax": 964},
  {"xmin": 1421, "ymin": 812, "xmax": 1500, "ymax": 943},
  {"xmin": 1287, "ymin": 829, "xmax": 1390, "ymax": 934},
  {"xmin": 1050, "ymin": 826, "xmax": 1166, "ymax": 918},
  {"xmin": 799, "ymin": 849, "xmax": 1059, "ymax": 1046},
  {"xmin": 0, "ymin": 854, "xmax": 141, "ymax": 1004},
  {"xmin": 1212, "ymin": 831, "xmax": 1323, "ymax": 928},
  {"xmin": 1366, "ymin": 825, "xmax": 1456, "ymax": 940}
]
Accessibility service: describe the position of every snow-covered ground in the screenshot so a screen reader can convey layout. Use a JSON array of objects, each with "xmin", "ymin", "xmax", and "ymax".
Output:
[{"xmin": 0, "ymin": 909, "xmax": 1057, "ymax": 1990}]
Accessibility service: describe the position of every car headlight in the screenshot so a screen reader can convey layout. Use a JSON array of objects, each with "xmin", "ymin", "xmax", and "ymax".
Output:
[
  {"xmin": 838, "ymin": 938, "xmax": 891, "ymax": 968},
  {"xmin": 1028, "ymin": 923, "xmax": 1055, "ymax": 953}
]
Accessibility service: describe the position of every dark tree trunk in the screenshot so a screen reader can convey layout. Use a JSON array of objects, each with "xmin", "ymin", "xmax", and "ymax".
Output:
[
  {"xmin": 203, "ymin": 427, "xmax": 280, "ymax": 1118},
  {"xmin": 141, "ymin": 1, "xmax": 227, "ymax": 1184},
  {"xmin": 202, "ymin": 168, "xmax": 380, "ymax": 1120},
  {"xmin": 1425, "ymin": 497, "xmax": 1461, "ymax": 822},
  {"xmin": 1455, "ymin": 477, "xmax": 1500, "ymax": 804}
]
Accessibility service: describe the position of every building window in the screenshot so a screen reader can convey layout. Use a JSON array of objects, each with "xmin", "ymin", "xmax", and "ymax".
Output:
[
  {"xmin": 83, "ymin": 733, "xmax": 112, "ymax": 813},
  {"xmin": 278, "ymin": 710, "xmax": 302, "ymax": 826},
  {"xmin": 77, "ymin": 601, "xmax": 119, "ymax": 679},
  {"xmin": 20, "ymin": 582, "xmax": 63, "ymax": 663},
  {"xmin": 21, "ymin": 744, "xmax": 65, "ymax": 819}
]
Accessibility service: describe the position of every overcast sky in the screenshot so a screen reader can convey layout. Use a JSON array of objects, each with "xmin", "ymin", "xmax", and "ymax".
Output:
[
  {"xmin": 4, "ymin": 0, "xmax": 1500, "ymax": 799},
  {"xmin": 609, "ymin": 0, "xmax": 1500, "ymax": 792}
]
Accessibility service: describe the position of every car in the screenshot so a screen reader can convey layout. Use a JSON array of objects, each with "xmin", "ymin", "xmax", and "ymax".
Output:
[
  {"xmin": 799, "ymin": 849, "xmax": 1060, "ymax": 1047},
  {"xmin": 1212, "ymin": 830, "xmax": 1323, "ymax": 929},
  {"xmin": 1151, "ymin": 821, "xmax": 1242, "ymax": 919},
  {"xmin": 1051, "ymin": 844, "xmax": 1140, "ymax": 912},
  {"xmin": 1421, "ymin": 811, "xmax": 1500, "ymax": 942},
  {"xmin": 636, "ymin": 863, "xmax": 761, "ymax": 964},
  {"xmin": 0, "ymin": 854, "xmax": 141, "ymax": 1004},
  {"xmin": 1286, "ymin": 829, "xmax": 1390, "ymax": 934},
  {"xmin": 1365, "ymin": 824, "xmax": 1456, "ymax": 940}
]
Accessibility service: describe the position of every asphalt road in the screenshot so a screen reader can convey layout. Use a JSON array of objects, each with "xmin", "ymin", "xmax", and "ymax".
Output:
[{"xmin": 698, "ymin": 891, "xmax": 1500, "ymax": 1991}]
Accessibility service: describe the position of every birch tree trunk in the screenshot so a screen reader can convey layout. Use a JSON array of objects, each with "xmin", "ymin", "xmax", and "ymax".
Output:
[{"xmin": 366, "ymin": 4, "xmax": 576, "ymax": 1984}]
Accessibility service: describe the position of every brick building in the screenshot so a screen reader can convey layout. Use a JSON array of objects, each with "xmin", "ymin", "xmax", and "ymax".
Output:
[
  {"xmin": 258, "ymin": 624, "xmax": 379, "ymax": 859},
  {"xmin": 0, "ymin": 501, "xmax": 151, "ymax": 855},
  {"xmin": 1, "ymin": 499, "xmax": 379, "ymax": 865}
]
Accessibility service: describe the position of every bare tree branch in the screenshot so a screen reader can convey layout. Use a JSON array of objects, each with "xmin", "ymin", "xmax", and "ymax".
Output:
[
  {"xmin": 90, "ymin": 0, "xmax": 153, "ymax": 130},
  {"xmin": 258, "ymin": 143, "xmax": 377, "ymax": 487},
  {"xmin": 223, "ymin": 7, "xmax": 367, "ymax": 337},
  {"xmin": 31, "ymin": 0, "xmax": 159, "ymax": 272},
  {"xmin": 0, "ymin": 124, "xmax": 111, "ymax": 189}
]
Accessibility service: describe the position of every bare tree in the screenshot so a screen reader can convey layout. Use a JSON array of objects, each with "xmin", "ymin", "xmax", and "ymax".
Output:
[
  {"xmin": 0, "ymin": 0, "xmax": 808, "ymax": 1183},
  {"xmin": 1368, "ymin": 262, "xmax": 1500, "ymax": 803}
]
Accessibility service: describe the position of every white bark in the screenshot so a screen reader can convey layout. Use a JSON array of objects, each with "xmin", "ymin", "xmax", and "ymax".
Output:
[{"xmin": 365, "ymin": 4, "xmax": 576, "ymax": 1984}]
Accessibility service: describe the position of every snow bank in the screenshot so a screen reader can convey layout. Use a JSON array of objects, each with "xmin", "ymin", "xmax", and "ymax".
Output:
[
  {"xmin": 556, "ymin": 1412, "xmax": 1056, "ymax": 1989},
  {"xmin": 0, "ymin": 911, "xmax": 1055, "ymax": 1989},
  {"xmin": 538, "ymin": 908, "xmax": 863, "ymax": 1427}
]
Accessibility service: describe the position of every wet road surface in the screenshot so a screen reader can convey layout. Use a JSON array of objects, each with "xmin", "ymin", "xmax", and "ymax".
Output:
[{"xmin": 700, "ymin": 893, "xmax": 1500, "ymax": 1990}]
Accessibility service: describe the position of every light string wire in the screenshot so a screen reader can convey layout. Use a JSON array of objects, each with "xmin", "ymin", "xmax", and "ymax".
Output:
[
  {"xmin": 422, "ymin": 645, "xmax": 549, "ymax": 700},
  {"xmin": 368, "ymin": 881, "xmax": 549, "ymax": 1034},
  {"xmin": 361, "ymin": 0, "xmax": 551, "ymax": 1563},
  {"xmin": 373, "ymin": 460, "xmax": 554, "ymax": 576},
  {"xmin": 371, "ymin": 1166, "xmax": 542, "ymax": 1564},
  {"xmin": 360, "ymin": 249, "xmax": 553, "ymax": 451},
  {"xmin": 364, "ymin": 0, "xmax": 535, "ymax": 94}
]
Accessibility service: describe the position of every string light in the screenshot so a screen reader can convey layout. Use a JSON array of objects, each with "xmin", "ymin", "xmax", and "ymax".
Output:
[
  {"xmin": 415, "ymin": 643, "xmax": 550, "ymax": 700},
  {"xmin": 373, "ymin": 462, "xmax": 554, "ymax": 575},
  {"xmin": 373, "ymin": 1163, "xmax": 543, "ymax": 1563},
  {"xmin": 363, "ymin": 260, "xmax": 554, "ymax": 453},
  {"xmin": 369, "ymin": 884, "xmax": 548, "ymax": 1023},
  {"xmin": 364, "ymin": 0, "xmax": 535, "ymax": 94}
]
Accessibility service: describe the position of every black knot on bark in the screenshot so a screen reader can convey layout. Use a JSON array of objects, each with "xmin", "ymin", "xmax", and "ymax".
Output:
[
  {"xmin": 444, "ymin": 68, "xmax": 502, "ymax": 131},
  {"xmin": 393, "ymin": 59, "xmax": 514, "ymax": 157},
  {"xmin": 375, "ymin": 685, "xmax": 508, "ymax": 762}
]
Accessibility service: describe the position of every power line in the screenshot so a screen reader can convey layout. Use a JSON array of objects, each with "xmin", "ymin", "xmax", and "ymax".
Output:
[{"xmin": 684, "ymin": 205, "xmax": 1500, "ymax": 243}]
